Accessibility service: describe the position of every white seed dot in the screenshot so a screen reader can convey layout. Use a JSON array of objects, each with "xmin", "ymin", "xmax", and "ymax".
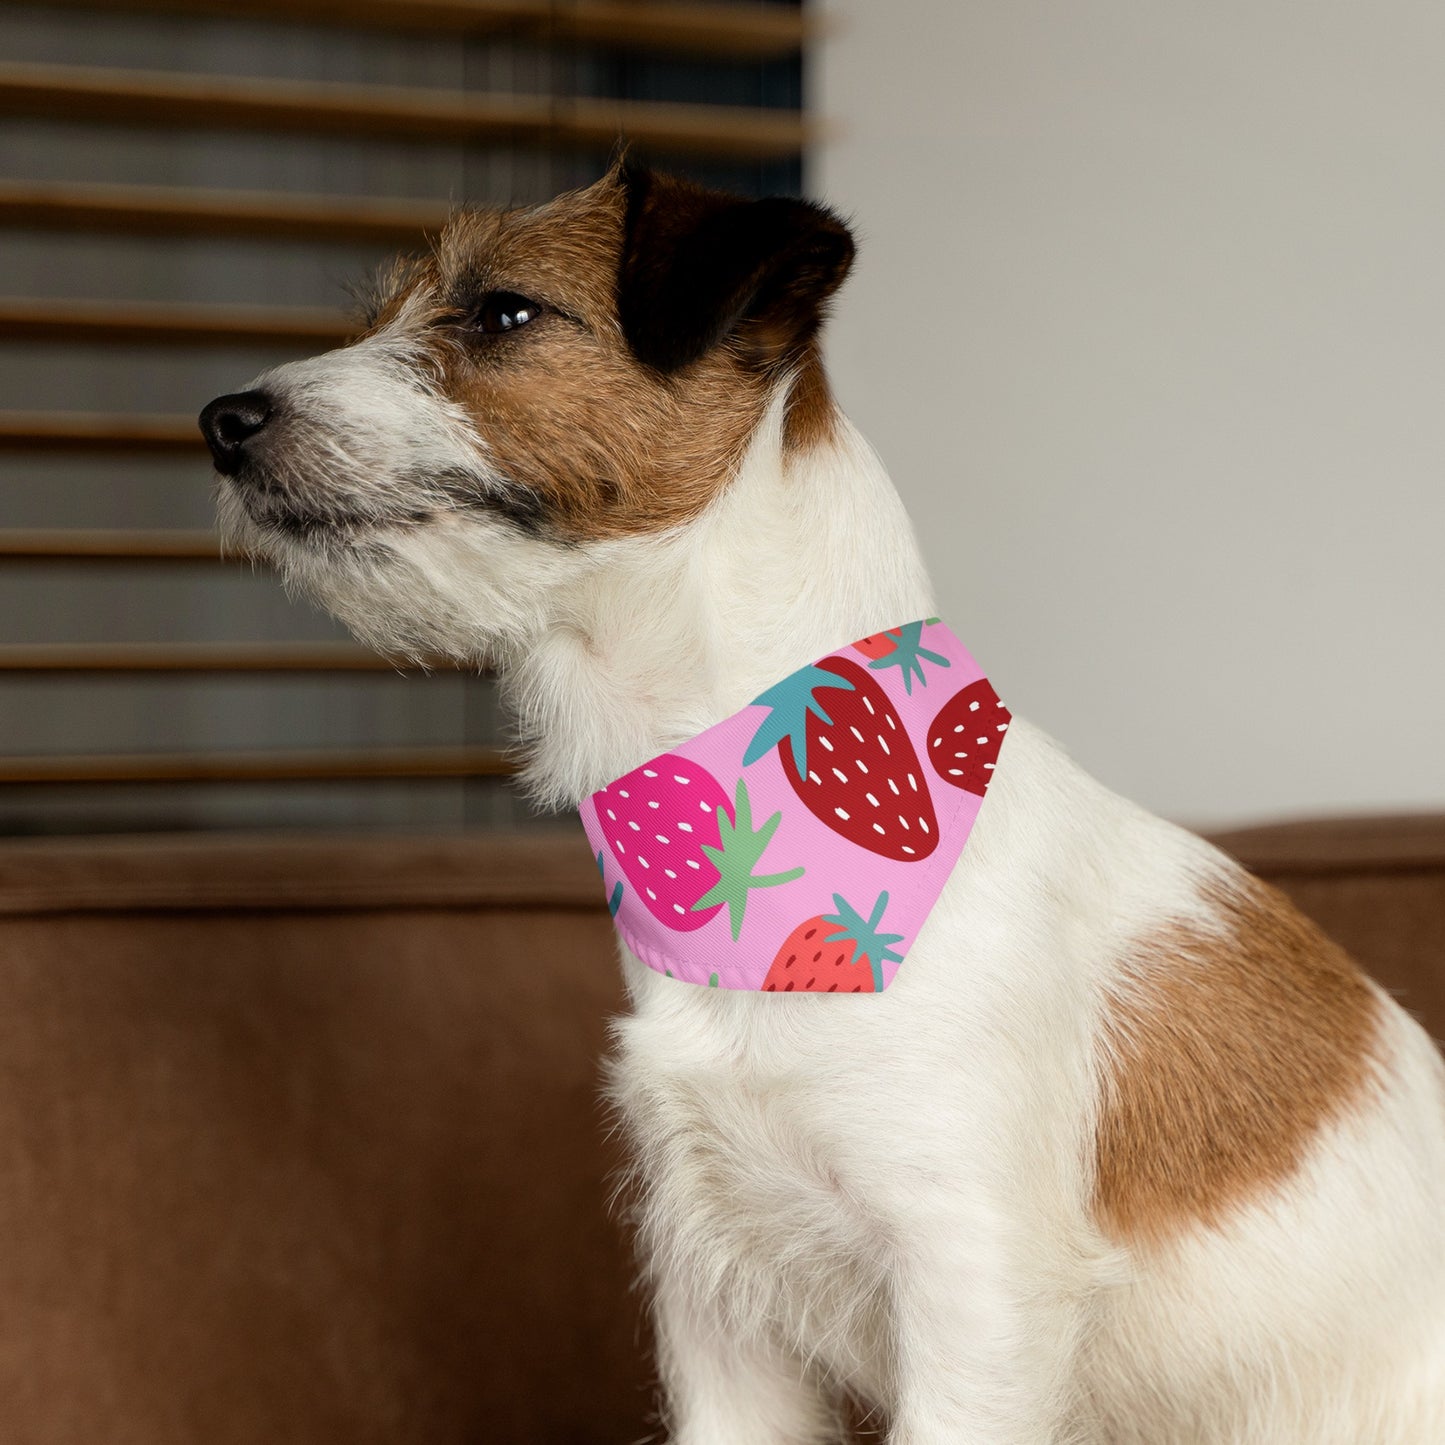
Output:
[
  {"xmin": 638, "ymin": 856, "xmax": 650, "ymax": 868},
  {"xmin": 998, "ymin": 722, "xmax": 1009, "ymax": 732},
  {"xmin": 855, "ymin": 759, "xmax": 869, "ymax": 774},
  {"xmin": 878, "ymin": 735, "xmax": 891, "ymax": 755},
  {"xmin": 655, "ymin": 834, "xmax": 669, "ymax": 845},
  {"xmin": 819, "ymin": 736, "xmax": 834, "ymax": 752},
  {"xmin": 678, "ymin": 822, "xmax": 693, "ymax": 833},
  {"xmin": 984, "ymin": 762, "xmax": 995, "ymax": 770},
  {"xmin": 953, "ymin": 724, "xmax": 965, "ymax": 734},
  {"xmin": 699, "ymin": 801, "xmax": 710, "ymax": 812},
  {"xmin": 686, "ymin": 859, "xmax": 700, "ymax": 870},
  {"xmin": 948, "ymin": 768, "xmax": 963, "ymax": 777},
  {"xmin": 646, "ymin": 888, "xmax": 657, "ymax": 901},
  {"xmin": 616, "ymin": 840, "xmax": 627, "ymax": 854},
  {"xmin": 886, "ymin": 715, "xmax": 896, "ymax": 730},
  {"xmin": 832, "ymin": 767, "xmax": 848, "ymax": 783},
  {"xmin": 866, "ymin": 792, "xmax": 880, "ymax": 807},
  {"xmin": 648, "ymin": 799, "xmax": 660, "ymax": 809},
  {"xmin": 899, "ymin": 815, "xmax": 911, "ymax": 830},
  {"xmin": 902, "ymin": 845, "xmax": 916, "ymax": 856},
  {"xmin": 920, "ymin": 818, "xmax": 930, "ymax": 833},
  {"xmin": 863, "ymin": 696, "xmax": 876, "ymax": 715},
  {"xmin": 835, "ymin": 807, "xmax": 850, "ymax": 821},
  {"xmin": 907, "ymin": 772, "xmax": 918, "ymax": 791},
  {"xmin": 809, "ymin": 770, "xmax": 823, "ymax": 785},
  {"xmin": 873, "ymin": 823, "xmax": 886, "ymax": 835},
  {"xmin": 606, "ymin": 808, "xmax": 617, "ymax": 820},
  {"xmin": 849, "ymin": 725, "xmax": 865, "ymax": 744},
  {"xmin": 674, "ymin": 774, "xmax": 690, "ymax": 785},
  {"xmin": 888, "ymin": 778, "xmax": 900, "ymax": 796},
  {"xmin": 673, "ymin": 904, "xmax": 685, "ymax": 915},
  {"xmin": 619, "ymin": 789, "xmax": 630, "ymax": 798},
  {"xmin": 931, "ymin": 738, "xmax": 941, "ymax": 749},
  {"xmin": 643, "ymin": 769, "xmax": 658, "ymax": 778},
  {"xmin": 664, "ymin": 869, "xmax": 677, "ymax": 879},
  {"xmin": 628, "ymin": 821, "xmax": 640, "ymax": 831}
]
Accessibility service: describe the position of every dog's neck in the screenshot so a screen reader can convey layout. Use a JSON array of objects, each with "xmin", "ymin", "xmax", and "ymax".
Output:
[{"xmin": 505, "ymin": 391, "xmax": 937, "ymax": 810}]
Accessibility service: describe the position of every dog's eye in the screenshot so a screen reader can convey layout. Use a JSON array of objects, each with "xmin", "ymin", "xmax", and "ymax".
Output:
[{"xmin": 471, "ymin": 291, "xmax": 543, "ymax": 335}]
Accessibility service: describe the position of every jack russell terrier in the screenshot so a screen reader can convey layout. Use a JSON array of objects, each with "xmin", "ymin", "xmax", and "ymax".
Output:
[{"xmin": 200, "ymin": 162, "xmax": 1445, "ymax": 1444}]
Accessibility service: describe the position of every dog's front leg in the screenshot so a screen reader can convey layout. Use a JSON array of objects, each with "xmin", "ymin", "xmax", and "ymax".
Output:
[
  {"xmin": 883, "ymin": 1207, "xmax": 1090, "ymax": 1445},
  {"xmin": 653, "ymin": 1272, "xmax": 844, "ymax": 1445}
]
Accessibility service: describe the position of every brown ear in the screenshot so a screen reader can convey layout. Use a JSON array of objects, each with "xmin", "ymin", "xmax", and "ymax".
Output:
[{"xmin": 616, "ymin": 162, "xmax": 855, "ymax": 375}]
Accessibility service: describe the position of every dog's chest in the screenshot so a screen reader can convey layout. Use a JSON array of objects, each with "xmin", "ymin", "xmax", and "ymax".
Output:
[{"xmin": 612, "ymin": 983, "xmax": 894, "ymax": 1389}]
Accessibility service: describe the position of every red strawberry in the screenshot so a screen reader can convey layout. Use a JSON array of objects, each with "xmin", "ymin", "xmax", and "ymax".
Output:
[
  {"xmin": 744, "ymin": 657, "xmax": 937, "ymax": 861},
  {"xmin": 855, "ymin": 629, "xmax": 901, "ymax": 661},
  {"xmin": 594, "ymin": 758, "xmax": 802, "ymax": 938},
  {"xmin": 927, "ymin": 680, "xmax": 1010, "ymax": 795},
  {"xmin": 762, "ymin": 892, "xmax": 905, "ymax": 993}
]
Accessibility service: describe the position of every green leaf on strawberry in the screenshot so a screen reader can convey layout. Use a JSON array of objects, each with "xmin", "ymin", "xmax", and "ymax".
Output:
[
  {"xmin": 691, "ymin": 777, "xmax": 805, "ymax": 941},
  {"xmin": 865, "ymin": 620, "xmax": 950, "ymax": 696}
]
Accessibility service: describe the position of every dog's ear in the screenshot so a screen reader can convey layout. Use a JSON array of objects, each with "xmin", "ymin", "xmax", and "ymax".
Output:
[{"xmin": 616, "ymin": 162, "xmax": 855, "ymax": 375}]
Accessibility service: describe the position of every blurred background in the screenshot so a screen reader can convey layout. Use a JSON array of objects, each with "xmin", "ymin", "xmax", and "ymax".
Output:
[
  {"xmin": 0, "ymin": 0, "xmax": 802, "ymax": 836},
  {"xmin": 819, "ymin": 0, "xmax": 1445, "ymax": 827}
]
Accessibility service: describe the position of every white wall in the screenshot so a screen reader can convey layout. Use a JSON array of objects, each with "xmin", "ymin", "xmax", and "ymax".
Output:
[{"xmin": 814, "ymin": 0, "xmax": 1445, "ymax": 827}]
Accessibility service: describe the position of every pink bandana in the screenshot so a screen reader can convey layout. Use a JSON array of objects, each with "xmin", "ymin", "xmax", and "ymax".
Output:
[{"xmin": 581, "ymin": 621, "xmax": 1009, "ymax": 992}]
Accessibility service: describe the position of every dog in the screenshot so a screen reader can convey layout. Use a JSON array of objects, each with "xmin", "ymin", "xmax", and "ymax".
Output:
[{"xmin": 200, "ymin": 161, "xmax": 1445, "ymax": 1443}]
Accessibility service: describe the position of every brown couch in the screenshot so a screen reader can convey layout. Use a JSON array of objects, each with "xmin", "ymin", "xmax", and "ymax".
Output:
[{"xmin": 0, "ymin": 816, "xmax": 1440, "ymax": 1443}]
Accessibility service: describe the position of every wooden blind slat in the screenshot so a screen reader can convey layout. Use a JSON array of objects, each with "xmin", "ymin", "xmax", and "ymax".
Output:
[
  {"xmin": 0, "ymin": 745, "xmax": 513, "ymax": 783},
  {"xmin": 0, "ymin": 297, "xmax": 352, "ymax": 348},
  {"xmin": 0, "ymin": 180, "xmax": 448, "ymax": 245},
  {"xmin": 0, "ymin": 0, "xmax": 810, "ymax": 59},
  {"xmin": 0, "ymin": 61, "xmax": 813, "ymax": 161},
  {"xmin": 0, "ymin": 412, "xmax": 201, "ymax": 452},
  {"xmin": 0, "ymin": 643, "xmax": 414, "ymax": 672},
  {"xmin": 0, "ymin": 529, "xmax": 222, "ymax": 560}
]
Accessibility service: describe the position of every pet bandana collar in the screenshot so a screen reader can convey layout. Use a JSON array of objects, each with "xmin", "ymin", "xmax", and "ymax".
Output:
[{"xmin": 581, "ymin": 620, "xmax": 1010, "ymax": 993}]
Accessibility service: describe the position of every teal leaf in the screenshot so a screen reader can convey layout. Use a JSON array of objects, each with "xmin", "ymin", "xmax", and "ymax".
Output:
[
  {"xmin": 822, "ymin": 891, "xmax": 906, "ymax": 994},
  {"xmin": 744, "ymin": 664, "xmax": 855, "ymax": 776},
  {"xmin": 867, "ymin": 620, "xmax": 950, "ymax": 695}
]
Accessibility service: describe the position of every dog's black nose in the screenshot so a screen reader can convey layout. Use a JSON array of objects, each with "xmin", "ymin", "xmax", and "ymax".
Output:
[{"xmin": 199, "ymin": 390, "xmax": 273, "ymax": 475}]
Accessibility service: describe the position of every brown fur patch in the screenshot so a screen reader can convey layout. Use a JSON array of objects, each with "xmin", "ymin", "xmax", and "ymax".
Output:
[
  {"xmin": 1094, "ymin": 872, "xmax": 1382, "ymax": 1246},
  {"xmin": 782, "ymin": 343, "xmax": 840, "ymax": 454},
  {"xmin": 367, "ymin": 176, "xmax": 775, "ymax": 542}
]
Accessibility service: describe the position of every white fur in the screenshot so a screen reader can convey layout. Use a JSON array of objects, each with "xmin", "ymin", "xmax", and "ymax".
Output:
[{"xmin": 221, "ymin": 344, "xmax": 1445, "ymax": 1444}]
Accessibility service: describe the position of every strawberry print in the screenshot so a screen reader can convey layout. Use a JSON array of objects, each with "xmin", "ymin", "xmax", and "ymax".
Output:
[
  {"xmin": 582, "ymin": 619, "xmax": 1003, "ymax": 992},
  {"xmin": 594, "ymin": 758, "xmax": 803, "ymax": 939},
  {"xmin": 854, "ymin": 619, "xmax": 950, "ymax": 695},
  {"xmin": 927, "ymin": 679, "xmax": 1011, "ymax": 795},
  {"xmin": 762, "ymin": 892, "xmax": 905, "ymax": 993},
  {"xmin": 854, "ymin": 630, "xmax": 899, "ymax": 661},
  {"xmin": 745, "ymin": 656, "xmax": 938, "ymax": 861}
]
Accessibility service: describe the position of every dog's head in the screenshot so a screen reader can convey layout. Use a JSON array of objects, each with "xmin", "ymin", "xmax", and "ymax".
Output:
[{"xmin": 200, "ymin": 163, "xmax": 854, "ymax": 663}]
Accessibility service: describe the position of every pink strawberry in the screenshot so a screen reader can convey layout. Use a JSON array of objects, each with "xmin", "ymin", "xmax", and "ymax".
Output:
[
  {"xmin": 761, "ymin": 892, "xmax": 905, "ymax": 994},
  {"xmin": 927, "ymin": 680, "xmax": 1010, "ymax": 795},
  {"xmin": 594, "ymin": 757, "xmax": 802, "ymax": 938},
  {"xmin": 744, "ymin": 657, "xmax": 937, "ymax": 861}
]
